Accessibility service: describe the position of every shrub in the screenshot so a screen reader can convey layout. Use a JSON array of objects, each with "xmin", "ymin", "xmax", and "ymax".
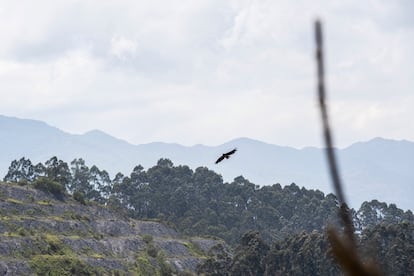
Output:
[
  {"xmin": 146, "ymin": 243, "xmax": 159, "ymax": 258},
  {"xmin": 30, "ymin": 255, "xmax": 98, "ymax": 276},
  {"xmin": 17, "ymin": 179, "xmax": 28, "ymax": 186},
  {"xmin": 43, "ymin": 234, "xmax": 65, "ymax": 255},
  {"xmin": 17, "ymin": 227, "xmax": 27, "ymax": 236},
  {"xmin": 157, "ymin": 251, "xmax": 175, "ymax": 275},
  {"xmin": 142, "ymin": 234, "xmax": 154, "ymax": 244},
  {"xmin": 32, "ymin": 177, "xmax": 65, "ymax": 197},
  {"xmin": 73, "ymin": 191, "xmax": 86, "ymax": 205},
  {"xmin": 135, "ymin": 256, "xmax": 158, "ymax": 275}
]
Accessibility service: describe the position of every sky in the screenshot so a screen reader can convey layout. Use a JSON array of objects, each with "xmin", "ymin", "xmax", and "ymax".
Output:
[{"xmin": 0, "ymin": 0, "xmax": 413, "ymax": 148}]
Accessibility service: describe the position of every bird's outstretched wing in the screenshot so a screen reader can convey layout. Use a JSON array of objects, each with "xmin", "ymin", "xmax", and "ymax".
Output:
[
  {"xmin": 215, "ymin": 155, "xmax": 225, "ymax": 164},
  {"xmin": 225, "ymin": 148, "xmax": 237, "ymax": 156}
]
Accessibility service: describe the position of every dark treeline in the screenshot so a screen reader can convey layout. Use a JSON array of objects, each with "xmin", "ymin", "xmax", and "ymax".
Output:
[
  {"xmin": 198, "ymin": 222, "xmax": 414, "ymax": 275},
  {"xmin": 3, "ymin": 157, "xmax": 414, "ymax": 275}
]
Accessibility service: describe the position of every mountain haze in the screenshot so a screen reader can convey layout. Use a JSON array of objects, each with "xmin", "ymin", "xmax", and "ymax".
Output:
[{"xmin": 1, "ymin": 115, "xmax": 413, "ymax": 211}]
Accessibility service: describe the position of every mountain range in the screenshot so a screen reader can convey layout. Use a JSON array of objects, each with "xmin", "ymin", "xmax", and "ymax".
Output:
[{"xmin": 0, "ymin": 114, "xmax": 413, "ymax": 211}]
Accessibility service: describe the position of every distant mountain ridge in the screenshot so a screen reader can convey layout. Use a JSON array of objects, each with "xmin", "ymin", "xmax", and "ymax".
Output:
[{"xmin": 0, "ymin": 115, "xmax": 413, "ymax": 211}]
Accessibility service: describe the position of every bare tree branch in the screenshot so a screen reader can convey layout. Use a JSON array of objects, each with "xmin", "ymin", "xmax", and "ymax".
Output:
[
  {"xmin": 314, "ymin": 19, "xmax": 382, "ymax": 276},
  {"xmin": 315, "ymin": 20, "xmax": 346, "ymax": 206}
]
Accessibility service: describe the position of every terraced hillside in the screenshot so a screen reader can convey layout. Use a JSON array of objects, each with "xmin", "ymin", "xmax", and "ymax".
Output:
[{"xmin": 0, "ymin": 182, "xmax": 221, "ymax": 275}]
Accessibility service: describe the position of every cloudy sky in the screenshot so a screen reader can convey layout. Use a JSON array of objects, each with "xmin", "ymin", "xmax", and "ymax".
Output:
[{"xmin": 0, "ymin": 0, "xmax": 413, "ymax": 148}]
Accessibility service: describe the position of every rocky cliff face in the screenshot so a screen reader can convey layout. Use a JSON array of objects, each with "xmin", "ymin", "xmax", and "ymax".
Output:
[{"xmin": 0, "ymin": 182, "xmax": 221, "ymax": 275}]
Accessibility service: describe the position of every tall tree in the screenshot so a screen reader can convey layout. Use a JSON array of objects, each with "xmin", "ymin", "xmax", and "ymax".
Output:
[
  {"xmin": 45, "ymin": 157, "xmax": 72, "ymax": 189},
  {"xmin": 4, "ymin": 157, "xmax": 36, "ymax": 183},
  {"xmin": 230, "ymin": 231, "xmax": 269, "ymax": 276},
  {"xmin": 69, "ymin": 158, "xmax": 92, "ymax": 195},
  {"xmin": 89, "ymin": 165, "xmax": 111, "ymax": 203}
]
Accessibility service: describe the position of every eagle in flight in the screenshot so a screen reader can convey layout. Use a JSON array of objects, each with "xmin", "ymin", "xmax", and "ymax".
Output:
[{"xmin": 215, "ymin": 148, "xmax": 237, "ymax": 164}]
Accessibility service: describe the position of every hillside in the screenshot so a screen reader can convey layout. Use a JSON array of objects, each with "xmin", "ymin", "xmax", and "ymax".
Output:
[
  {"xmin": 1, "ymin": 158, "xmax": 414, "ymax": 275},
  {"xmin": 1, "ymin": 114, "xmax": 413, "ymax": 210},
  {"xmin": 0, "ymin": 182, "xmax": 221, "ymax": 275}
]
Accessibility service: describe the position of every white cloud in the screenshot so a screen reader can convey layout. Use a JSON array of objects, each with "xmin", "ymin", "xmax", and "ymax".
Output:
[
  {"xmin": 0, "ymin": 0, "xmax": 413, "ymax": 147},
  {"xmin": 110, "ymin": 36, "xmax": 138, "ymax": 60}
]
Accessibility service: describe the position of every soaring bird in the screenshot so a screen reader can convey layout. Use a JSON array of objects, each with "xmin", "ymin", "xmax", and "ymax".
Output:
[{"xmin": 215, "ymin": 148, "xmax": 237, "ymax": 164}]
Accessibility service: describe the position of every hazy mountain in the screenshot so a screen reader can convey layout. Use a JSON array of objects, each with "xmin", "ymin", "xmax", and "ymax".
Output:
[{"xmin": 0, "ymin": 115, "xmax": 413, "ymax": 211}]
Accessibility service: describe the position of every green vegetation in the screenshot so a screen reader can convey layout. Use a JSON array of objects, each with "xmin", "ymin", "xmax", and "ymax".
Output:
[
  {"xmin": 33, "ymin": 177, "xmax": 65, "ymax": 197},
  {"xmin": 134, "ymin": 254, "xmax": 159, "ymax": 275},
  {"xmin": 142, "ymin": 234, "xmax": 154, "ymax": 244},
  {"xmin": 73, "ymin": 190, "xmax": 86, "ymax": 204},
  {"xmin": 6, "ymin": 198, "xmax": 24, "ymax": 204},
  {"xmin": 359, "ymin": 222, "xmax": 414, "ymax": 275},
  {"xmin": 2, "ymin": 157, "xmax": 414, "ymax": 275},
  {"xmin": 43, "ymin": 234, "xmax": 68, "ymax": 255},
  {"xmin": 184, "ymin": 240, "xmax": 204, "ymax": 257},
  {"xmin": 198, "ymin": 222, "xmax": 414, "ymax": 275},
  {"xmin": 131, "ymin": 251, "xmax": 177, "ymax": 276},
  {"xmin": 37, "ymin": 200, "xmax": 52, "ymax": 206},
  {"xmin": 30, "ymin": 255, "xmax": 99, "ymax": 276},
  {"xmin": 146, "ymin": 243, "xmax": 159, "ymax": 258},
  {"xmin": 156, "ymin": 251, "xmax": 175, "ymax": 275}
]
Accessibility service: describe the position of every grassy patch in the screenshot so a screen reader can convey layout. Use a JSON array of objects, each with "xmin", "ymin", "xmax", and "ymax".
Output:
[
  {"xmin": 48, "ymin": 215, "xmax": 64, "ymax": 222},
  {"xmin": 134, "ymin": 255, "xmax": 159, "ymax": 276},
  {"xmin": 30, "ymin": 255, "xmax": 99, "ymax": 276},
  {"xmin": 37, "ymin": 200, "xmax": 52, "ymax": 206},
  {"xmin": 0, "ymin": 215, "xmax": 11, "ymax": 221},
  {"xmin": 6, "ymin": 198, "xmax": 23, "ymax": 204},
  {"xmin": 43, "ymin": 234, "xmax": 71, "ymax": 255},
  {"xmin": 2, "ymin": 232, "xmax": 20, "ymax": 238},
  {"xmin": 184, "ymin": 240, "xmax": 205, "ymax": 257},
  {"xmin": 66, "ymin": 235, "xmax": 81, "ymax": 240},
  {"xmin": 89, "ymin": 252, "xmax": 104, "ymax": 259},
  {"xmin": 63, "ymin": 211, "xmax": 83, "ymax": 220}
]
